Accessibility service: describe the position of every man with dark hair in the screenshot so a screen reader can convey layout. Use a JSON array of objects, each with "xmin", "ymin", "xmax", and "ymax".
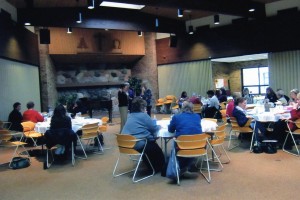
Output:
[
  {"xmin": 203, "ymin": 90, "xmax": 220, "ymax": 118},
  {"xmin": 23, "ymin": 101, "xmax": 44, "ymax": 123},
  {"xmin": 8, "ymin": 102, "xmax": 23, "ymax": 131}
]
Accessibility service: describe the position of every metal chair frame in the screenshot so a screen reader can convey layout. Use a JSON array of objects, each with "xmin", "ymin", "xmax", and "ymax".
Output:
[
  {"xmin": 283, "ymin": 119, "xmax": 300, "ymax": 156},
  {"xmin": 113, "ymin": 134, "xmax": 155, "ymax": 183}
]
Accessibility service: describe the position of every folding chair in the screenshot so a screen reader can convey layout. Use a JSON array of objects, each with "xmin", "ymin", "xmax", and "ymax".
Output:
[
  {"xmin": 209, "ymin": 124, "xmax": 230, "ymax": 164},
  {"xmin": 76, "ymin": 123, "xmax": 103, "ymax": 159},
  {"xmin": 21, "ymin": 121, "xmax": 44, "ymax": 147},
  {"xmin": 283, "ymin": 119, "xmax": 300, "ymax": 156},
  {"xmin": 228, "ymin": 118, "xmax": 253, "ymax": 151},
  {"xmin": 0, "ymin": 130, "xmax": 30, "ymax": 168},
  {"xmin": 113, "ymin": 134, "xmax": 155, "ymax": 183},
  {"xmin": 0, "ymin": 121, "xmax": 12, "ymax": 130},
  {"xmin": 174, "ymin": 134, "xmax": 212, "ymax": 185}
]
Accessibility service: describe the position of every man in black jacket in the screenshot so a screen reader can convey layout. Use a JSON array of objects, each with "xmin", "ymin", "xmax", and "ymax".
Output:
[{"xmin": 8, "ymin": 102, "xmax": 23, "ymax": 131}]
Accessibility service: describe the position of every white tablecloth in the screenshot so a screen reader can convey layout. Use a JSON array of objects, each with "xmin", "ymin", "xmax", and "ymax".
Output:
[
  {"xmin": 35, "ymin": 118, "xmax": 102, "ymax": 133},
  {"xmin": 156, "ymin": 119, "xmax": 218, "ymax": 138}
]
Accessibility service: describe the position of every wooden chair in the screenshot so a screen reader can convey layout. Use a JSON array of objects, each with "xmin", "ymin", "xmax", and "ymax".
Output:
[
  {"xmin": 76, "ymin": 123, "xmax": 103, "ymax": 159},
  {"xmin": 209, "ymin": 124, "xmax": 230, "ymax": 165},
  {"xmin": 0, "ymin": 130, "xmax": 30, "ymax": 168},
  {"xmin": 44, "ymin": 143, "xmax": 75, "ymax": 169},
  {"xmin": 283, "ymin": 119, "xmax": 300, "ymax": 156},
  {"xmin": 113, "ymin": 134, "xmax": 155, "ymax": 183},
  {"xmin": 174, "ymin": 134, "xmax": 212, "ymax": 185},
  {"xmin": 155, "ymin": 98, "xmax": 164, "ymax": 113},
  {"xmin": 228, "ymin": 117, "xmax": 253, "ymax": 151},
  {"xmin": 21, "ymin": 121, "xmax": 44, "ymax": 147},
  {"xmin": 193, "ymin": 104, "xmax": 202, "ymax": 114}
]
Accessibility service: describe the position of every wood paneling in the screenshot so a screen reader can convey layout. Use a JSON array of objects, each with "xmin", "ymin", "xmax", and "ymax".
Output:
[
  {"xmin": 0, "ymin": 16, "xmax": 39, "ymax": 66},
  {"xmin": 49, "ymin": 28, "xmax": 145, "ymax": 56}
]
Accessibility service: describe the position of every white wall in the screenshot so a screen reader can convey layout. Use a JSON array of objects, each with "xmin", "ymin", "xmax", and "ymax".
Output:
[{"xmin": 0, "ymin": 58, "xmax": 41, "ymax": 121}]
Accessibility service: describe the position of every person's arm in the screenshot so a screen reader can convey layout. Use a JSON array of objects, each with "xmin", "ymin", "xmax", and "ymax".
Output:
[
  {"xmin": 36, "ymin": 111, "xmax": 44, "ymax": 122},
  {"xmin": 233, "ymin": 110, "xmax": 249, "ymax": 127}
]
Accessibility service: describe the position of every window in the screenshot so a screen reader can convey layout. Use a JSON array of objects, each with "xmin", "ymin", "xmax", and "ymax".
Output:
[{"xmin": 242, "ymin": 67, "xmax": 269, "ymax": 95}]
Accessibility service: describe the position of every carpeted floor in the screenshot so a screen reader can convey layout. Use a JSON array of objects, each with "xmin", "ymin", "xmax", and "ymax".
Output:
[{"xmin": 1, "ymin": 114, "xmax": 300, "ymax": 200}]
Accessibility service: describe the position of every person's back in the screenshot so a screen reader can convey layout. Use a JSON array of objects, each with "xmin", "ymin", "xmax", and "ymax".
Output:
[{"xmin": 23, "ymin": 101, "xmax": 44, "ymax": 123}]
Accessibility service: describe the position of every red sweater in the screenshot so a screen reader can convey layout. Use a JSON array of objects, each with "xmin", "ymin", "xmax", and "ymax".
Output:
[
  {"xmin": 23, "ymin": 109, "xmax": 44, "ymax": 123},
  {"xmin": 288, "ymin": 108, "xmax": 300, "ymax": 131},
  {"xmin": 226, "ymin": 101, "xmax": 235, "ymax": 117}
]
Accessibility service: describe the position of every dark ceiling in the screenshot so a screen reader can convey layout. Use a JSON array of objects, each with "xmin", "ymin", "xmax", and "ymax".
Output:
[{"xmin": 6, "ymin": 0, "xmax": 284, "ymax": 34}]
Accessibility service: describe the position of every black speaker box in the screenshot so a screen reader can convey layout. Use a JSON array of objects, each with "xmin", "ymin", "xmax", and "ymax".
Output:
[
  {"xmin": 40, "ymin": 29, "xmax": 50, "ymax": 44},
  {"xmin": 169, "ymin": 35, "xmax": 177, "ymax": 48}
]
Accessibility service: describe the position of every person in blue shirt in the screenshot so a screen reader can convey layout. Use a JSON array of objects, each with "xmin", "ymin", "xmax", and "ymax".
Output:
[
  {"xmin": 121, "ymin": 97, "xmax": 164, "ymax": 173},
  {"xmin": 168, "ymin": 101, "xmax": 202, "ymax": 170}
]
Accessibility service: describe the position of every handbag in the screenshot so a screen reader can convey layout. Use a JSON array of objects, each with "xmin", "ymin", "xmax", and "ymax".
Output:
[
  {"xmin": 166, "ymin": 147, "xmax": 180, "ymax": 180},
  {"xmin": 11, "ymin": 157, "xmax": 30, "ymax": 170}
]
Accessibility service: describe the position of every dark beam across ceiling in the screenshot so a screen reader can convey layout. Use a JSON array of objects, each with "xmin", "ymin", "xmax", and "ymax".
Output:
[{"xmin": 17, "ymin": 7, "xmax": 186, "ymax": 34}]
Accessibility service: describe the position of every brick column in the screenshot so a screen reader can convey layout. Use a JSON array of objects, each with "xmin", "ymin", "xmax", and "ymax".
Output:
[{"xmin": 132, "ymin": 32, "xmax": 158, "ymax": 101}]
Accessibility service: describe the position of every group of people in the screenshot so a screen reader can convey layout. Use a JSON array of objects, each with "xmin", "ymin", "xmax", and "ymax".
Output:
[{"xmin": 228, "ymin": 87, "xmax": 300, "ymax": 150}]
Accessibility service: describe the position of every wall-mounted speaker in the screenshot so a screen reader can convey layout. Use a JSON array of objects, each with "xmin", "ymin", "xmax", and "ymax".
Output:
[
  {"xmin": 39, "ymin": 29, "xmax": 50, "ymax": 44},
  {"xmin": 169, "ymin": 35, "xmax": 177, "ymax": 48}
]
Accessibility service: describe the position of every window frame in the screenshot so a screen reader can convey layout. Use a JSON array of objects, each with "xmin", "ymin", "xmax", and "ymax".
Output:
[{"xmin": 241, "ymin": 66, "xmax": 269, "ymax": 95}]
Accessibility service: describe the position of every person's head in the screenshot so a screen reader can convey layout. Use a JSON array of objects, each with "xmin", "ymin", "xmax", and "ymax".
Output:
[
  {"xmin": 181, "ymin": 101, "xmax": 194, "ymax": 113},
  {"xmin": 26, "ymin": 101, "xmax": 34, "ymax": 109},
  {"xmin": 206, "ymin": 90, "xmax": 215, "ymax": 98},
  {"xmin": 290, "ymin": 88, "xmax": 299, "ymax": 100},
  {"xmin": 266, "ymin": 87, "xmax": 275, "ymax": 95},
  {"xmin": 215, "ymin": 89, "xmax": 221, "ymax": 97},
  {"xmin": 220, "ymin": 87, "xmax": 227, "ymax": 96},
  {"xmin": 13, "ymin": 102, "xmax": 21, "ymax": 111},
  {"xmin": 120, "ymin": 83, "xmax": 129, "ymax": 91},
  {"xmin": 243, "ymin": 88, "xmax": 249, "ymax": 96},
  {"xmin": 235, "ymin": 97, "xmax": 247, "ymax": 109},
  {"xmin": 276, "ymin": 89, "xmax": 284, "ymax": 98},
  {"xmin": 181, "ymin": 91, "xmax": 187, "ymax": 98},
  {"xmin": 131, "ymin": 97, "xmax": 147, "ymax": 113},
  {"xmin": 53, "ymin": 104, "xmax": 67, "ymax": 118},
  {"xmin": 232, "ymin": 92, "xmax": 242, "ymax": 99}
]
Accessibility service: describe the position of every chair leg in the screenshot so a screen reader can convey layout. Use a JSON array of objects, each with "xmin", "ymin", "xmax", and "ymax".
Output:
[
  {"xmin": 75, "ymin": 137, "xmax": 88, "ymax": 159},
  {"xmin": 228, "ymin": 130, "xmax": 239, "ymax": 150},
  {"xmin": 206, "ymin": 143, "xmax": 223, "ymax": 171},
  {"xmin": 132, "ymin": 154, "xmax": 155, "ymax": 183},
  {"xmin": 175, "ymin": 155, "xmax": 180, "ymax": 186},
  {"xmin": 113, "ymin": 155, "xmax": 138, "ymax": 177},
  {"xmin": 283, "ymin": 133, "xmax": 300, "ymax": 156},
  {"xmin": 200, "ymin": 154, "xmax": 211, "ymax": 183}
]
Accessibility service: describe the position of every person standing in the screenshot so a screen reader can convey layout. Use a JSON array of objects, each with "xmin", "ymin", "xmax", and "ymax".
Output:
[
  {"xmin": 118, "ymin": 83, "xmax": 129, "ymax": 132},
  {"xmin": 141, "ymin": 81, "xmax": 152, "ymax": 117},
  {"xmin": 8, "ymin": 102, "xmax": 23, "ymax": 131},
  {"xmin": 23, "ymin": 101, "xmax": 44, "ymax": 123}
]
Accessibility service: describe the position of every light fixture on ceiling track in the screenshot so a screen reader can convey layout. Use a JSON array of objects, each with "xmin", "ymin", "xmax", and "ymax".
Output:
[
  {"xmin": 76, "ymin": 12, "xmax": 82, "ymax": 23},
  {"xmin": 155, "ymin": 7, "xmax": 159, "ymax": 28},
  {"xmin": 137, "ymin": 31, "xmax": 143, "ymax": 37},
  {"xmin": 214, "ymin": 14, "xmax": 220, "ymax": 25},
  {"xmin": 178, "ymin": 9, "xmax": 183, "ymax": 17},
  {"xmin": 88, "ymin": 0, "xmax": 95, "ymax": 9},
  {"xmin": 188, "ymin": 14, "xmax": 193, "ymax": 34},
  {"xmin": 67, "ymin": 27, "xmax": 72, "ymax": 34}
]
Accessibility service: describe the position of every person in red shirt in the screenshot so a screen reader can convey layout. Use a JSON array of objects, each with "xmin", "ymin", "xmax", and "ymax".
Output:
[
  {"xmin": 226, "ymin": 92, "xmax": 241, "ymax": 117},
  {"xmin": 23, "ymin": 101, "xmax": 44, "ymax": 123}
]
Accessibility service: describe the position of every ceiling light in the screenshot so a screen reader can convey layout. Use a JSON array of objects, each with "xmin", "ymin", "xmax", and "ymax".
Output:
[
  {"xmin": 214, "ymin": 15, "xmax": 220, "ymax": 24},
  {"xmin": 88, "ymin": 0, "xmax": 94, "ymax": 9},
  {"xmin": 178, "ymin": 9, "xmax": 183, "ymax": 17},
  {"xmin": 137, "ymin": 31, "xmax": 143, "ymax": 37},
  {"xmin": 76, "ymin": 12, "xmax": 82, "ymax": 23},
  {"xmin": 249, "ymin": 8, "xmax": 255, "ymax": 12},
  {"xmin": 24, "ymin": 22, "xmax": 31, "ymax": 26},
  {"xmin": 67, "ymin": 27, "xmax": 72, "ymax": 34},
  {"xmin": 100, "ymin": 1, "xmax": 145, "ymax": 10},
  {"xmin": 155, "ymin": 18, "xmax": 159, "ymax": 28},
  {"xmin": 188, "ymin": 25, "xmax": 193, "ymax": 35}
]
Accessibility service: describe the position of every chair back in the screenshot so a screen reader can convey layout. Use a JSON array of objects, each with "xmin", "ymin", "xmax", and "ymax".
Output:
[
  {"xmin": 81, "ymin": 123, "xmax": 99, "ymax": 137},
  {"xmin": 175, "ymin": 134, "xmax": 209, "ymax": 150},
  {"xmin": 0, "ymin": 130, "xmax": 12, "ymax": 142},
  {"xmin": 101, "ymin": 117, "xmax": 109, "ymax": 124},
  {"xmin": 0, "ymin": 121, "xmax": 12, "ymax": 130},
  {"xmin": 230, "ymin": 117, "xmax": 252, "ymax": 132},
  {"xmin": 21, "ymin": 121, "xmax": 36, "ymax": 132},
  {"xmin": 115, "ymin": 134, "xmax": 140, "ymax": 155},
  {"xmin": 193, "ymin": 104, "xmax": 202, "ymax": 113},
  {"xmin": 294, "ymin": 119, "xmax": 300, "ymax": 129}
]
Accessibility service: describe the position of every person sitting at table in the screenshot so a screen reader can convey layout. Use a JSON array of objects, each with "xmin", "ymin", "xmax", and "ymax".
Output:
[
  {"xmin": 276, "ymin": 89, "xmax": 288, "ymax": 105},
  {"xmin": 70, "ymin": 99, "xmax": 88, "ymax": 118},
  {"xmin": 265, "ymin": 87, "xmax": 278, "ymax": 103},
  {"xmin": 273, "ymin": 93, "xmax": 300, "ymax": 149},
  {"xmin": 233, "ymin": 97, "xmax": 267, "ymax": 145},
  {"xmin": 178, "ymin": 91, "xmax": 189, "ymax": 109},
  {"xmin": 8, "ymin": 102, "xmax": 23, "ymax": 132},
  {"xmin": 202, "ymin": 90, "xmax": 220, "ymax": 118},
  {"xmin": 217, "ymin": 88, "xmax": 227, "ymax": 103},
  {"xmin": 226, "ymin": 92, "xmax": 241, "ymax": 118},
  {"xmin": 168, "ymin": 101, "xmax": 202, "ymax": 171},
  {"xmin": 188, "ymin": 93, "xmax": 201, "ymax": 104},
  {"xmin": 289, "ymin": 88, "xmax": 299, "ymax": 104},
  {"xmin": 243, "ymin": 88, "xmax": 253, "ymax": 104},
  {"xmin": 23, "ymin": 101, "xmax": 44, "ymax": 123},
  {"xmin": 45, "ymin": 104, "xmax": 77, "ymax": 160},
  {"xmin": 121, "ymin": 97, "xmax": 164, "ymax": 173}
]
